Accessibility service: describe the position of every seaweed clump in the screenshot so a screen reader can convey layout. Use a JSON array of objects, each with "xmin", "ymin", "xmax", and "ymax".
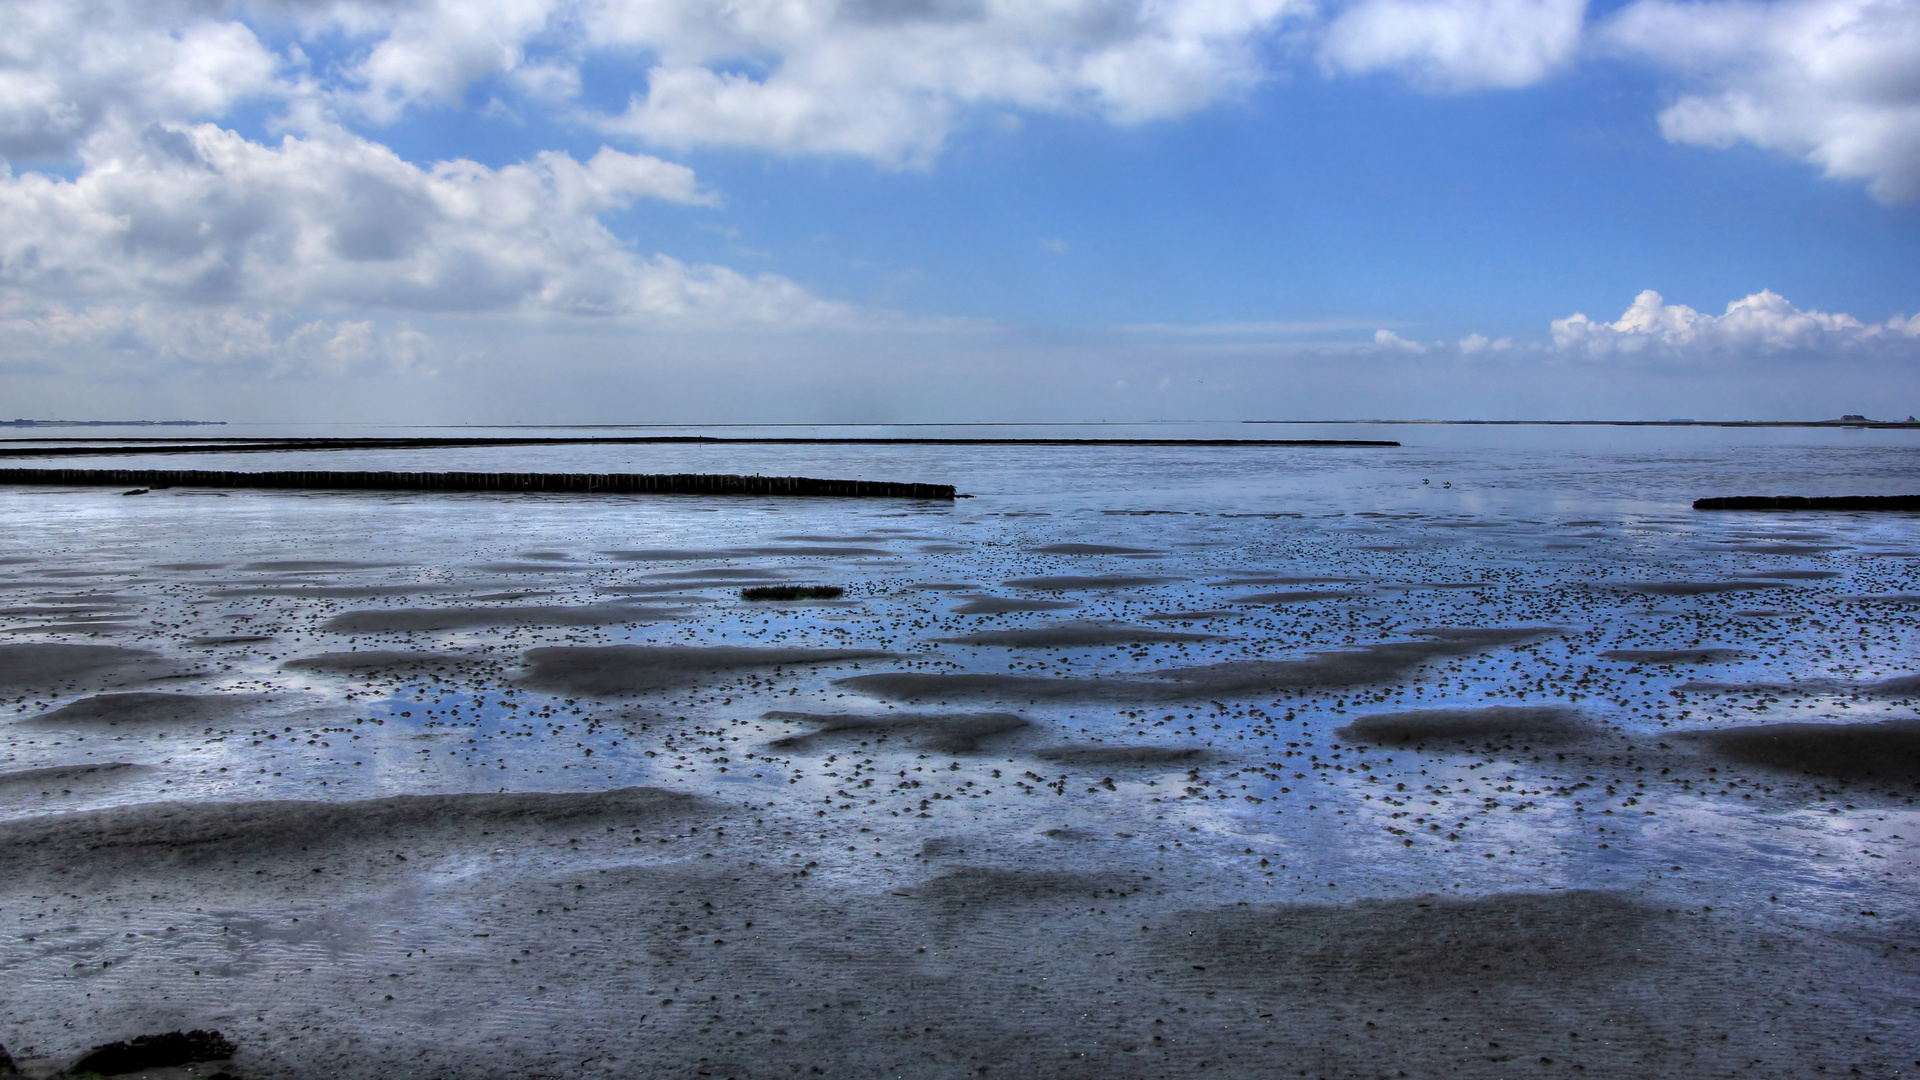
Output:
[{"xmin": 740, "ymin": 585, "xmax": 845, "ymax": 601}]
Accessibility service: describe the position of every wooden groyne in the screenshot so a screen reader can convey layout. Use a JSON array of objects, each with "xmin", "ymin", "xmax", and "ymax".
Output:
[
  {"xmin": 1694, "ymin": 495, "xmax": 1920, "ymax": 511},
  {"xmin": 0, "ymin": 469, "xmax": 955, "ymax": 500},
  {"xmin": 0, "ymin": 435, "xmax": 1400, "ymax": 458}
]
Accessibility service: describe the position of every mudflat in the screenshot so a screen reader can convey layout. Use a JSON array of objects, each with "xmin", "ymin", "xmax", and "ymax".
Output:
[{"xmin": 3, "ymin": 441, "xmax": 1919, "ymax": 1078}]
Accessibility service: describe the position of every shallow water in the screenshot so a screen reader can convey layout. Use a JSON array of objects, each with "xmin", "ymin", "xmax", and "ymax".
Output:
[{"xmin": 2, "ymin": 424, "xmax": 1918, "ymax": 1076}]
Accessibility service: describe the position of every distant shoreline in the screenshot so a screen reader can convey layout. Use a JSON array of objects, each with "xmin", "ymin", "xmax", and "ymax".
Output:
[
  {"xmin": 0, "ymin": 419, "xmax": 226, "ymax": 427},
  {"xmin": 1245, "ymin": 418, "xmax": 1920, "ymax": 428}
]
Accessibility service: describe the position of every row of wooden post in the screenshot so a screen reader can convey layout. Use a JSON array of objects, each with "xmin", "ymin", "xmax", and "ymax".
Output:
[{"xmin": 0, "ymin": 468, "xmax": 956, "ymax": 500}]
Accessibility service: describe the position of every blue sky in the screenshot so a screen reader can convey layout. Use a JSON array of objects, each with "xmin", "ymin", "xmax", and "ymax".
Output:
[{"xmin": 1, "ymin": 0, "xmax": 1916, "ymax": 422}]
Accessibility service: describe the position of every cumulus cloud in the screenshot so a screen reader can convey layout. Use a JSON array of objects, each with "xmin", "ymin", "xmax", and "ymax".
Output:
[
  {"xmin": 7, "ymin": 0, "xmax": 1913, "ymax": 207},
  {"xmin": 0, "ymin": 0, "xmax": 279, "ymax": 158},
  {"xmin": 1373, "ymin": 328, "xmax": 1429, "ymax": 352},
  {"xmin": 1550, "ymin": 288, "xmax": 1919, "ymax": 357},
  {"xmin": 1319, "ymin": 0, "xmax": 1587, "ymax": 90},
  {"xmin": 0, "ymin": 120, "xmax": 847, "ymax": 325},
  {"xmin": 586, "ymin": 0, "xmax": 1305, "ymax": 165},
  {"xmin": 1604, "ymin": 0, "xmax": 1920, "ymax": 203},
  {"xmin": 0, "ymin": 0, "xmax": 1322, "ymax": 167}
]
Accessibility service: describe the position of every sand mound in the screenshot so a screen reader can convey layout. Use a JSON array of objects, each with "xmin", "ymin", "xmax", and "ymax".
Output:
[
  {"xmin": 0, "ymin": 603, "xmax": 126, "ymax": 618},
  {"xmin": 323, "ymin": 603, "xmax": 680, "ymax": 632},
  {"xmin": 0, "ymin": 644, "xmax": 158, "ymax": 689},
  {"xmin": 604, "ymin": 548, "xmax": 745, "ymax": 561},
  {"xmin": 1149, "ymin": 628, "xmax": 1558, "ymax": 695},
  {"xmin": 934, "ymin": 623, "xmax": 1223, "ymax": 647},
  {"xmin": 5, "ymin": 621, "xmax": 134, "ymax": 635},
  {"xmin": 1675, "ymin": 679, "xmax": 1838, "ymax": 695},
  {"xmin": 1034, "ymin": 745, "xmax": 1206, "ymax": 766},
  {"xmin": 1038, "ymin": 827, "xmax": 1105, "ymax": 840},
  {"xmin": 1599, "ymin": 648, "xmax": 1749, "ymax": 663},
  {"xmin": 775, "ymin": 533, "xmax": 916, "ymax": 543},
  {"xmin": 1213, "ymin": 575, "xmax": 1362, "ymax": 586},
  {"xmin": 906, "ymin": 867, "xmax": 1124, "ymax": 909},
  {"xmin": 238, "ymin": 560, "xmax": 398, "ymax": 572},
  {"xmin": 949, "ymin": 597, "xmax": 1079, "ymax": 615},
  {"xmin": 835, "ymin": 671, "xmax": 1080, "ymax": 701},
  {"xmin": 1028, "ymin": 544, "xmax": 1159, "ymax": 555},
  {"xmin": 1334, "ymin": 706, "xmax": 1587, "ymax": 745},
  {"xmin": 600, "ymin": 583, "xmax": 737, "ymax": 596},
  {"xmin": 0, "ymin": 787, "xmax": 696, "ymax": 868},
  {"xmin": 519, "ymin": 646, "xmax": 894, "ymax": 696},
  {"xmin": 1684, "ymin": 720, "xmax": 1920, "ymax": 783},
  {"xmin": 764, "ymin": 711, "xmax": 1028, "ymax": 753},
  {"xmin": 1676, "ymin": 673, "xmax": 1920, "ymax": 698},
  {"xmin": 0, "ymin": 761, "xmax": 148, "ymax": 788},
  {"xmin": 1004, "ymin": 574, "xmax": 1180, "ymax": 591},
  {"xmin": 1620, "ymin": 581, "xmax": 1789, "ymax": 596},
  {"xmin": 18, "ymin": 692, "xmax": 259, "ymax": 729},
  {"xmin": 841, "ymin": 628, "xmax": 1557, "ymax": 702},
  {"xmin": 648, "ymin": 568, "xmax": 786, "ymax": 580},
  {"xmin": 212, "ymin": 584, "xmax": 459, "ymax": 598},
  {"xmin": 1158, "ymin": 890, "xmax": 1656, "ymax": 992},
  {"xmin": 1868, "ymin": 674, "xmax": 1920, "ymax": 696},
  {"xmin": 738, "ymin": 545, "xmax": 888, "ymax": 556},
  {"xmin": 284, "ymin": 651, "xmax": 467, "ymax": 672}
]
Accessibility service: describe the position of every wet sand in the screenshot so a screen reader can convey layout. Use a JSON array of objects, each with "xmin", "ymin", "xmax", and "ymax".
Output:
[{"xmin": 3, "ymin": 446, "xmax": 1920, "ymax": 1077}]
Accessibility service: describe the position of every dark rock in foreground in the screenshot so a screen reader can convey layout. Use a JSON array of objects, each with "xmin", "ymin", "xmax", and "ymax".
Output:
[{"xmin": 69, "ymin": 1030, "xmax": 236, "ymax": 1075}]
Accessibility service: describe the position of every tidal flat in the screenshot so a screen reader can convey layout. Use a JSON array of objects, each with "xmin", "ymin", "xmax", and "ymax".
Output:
[{"xmin": 2, "ymin": 426, "xmax": 1919, "ymax": 1078}]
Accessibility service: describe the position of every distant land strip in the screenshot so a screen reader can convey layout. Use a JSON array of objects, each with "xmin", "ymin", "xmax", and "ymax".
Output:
[
  {"xmin": 0, "ymin": 419, "xmax": 225, "ymax": 427},
  {"xmin": 0, "ymin": 436, "xmax": 1399, "ymax": 458},
  {"xmin": 0, "ymin": 469, "xmax": 955, "ymax": 500},
  {"xmin": 1694, "ymin": 496, "xmax": 1920, "ymax": 511},
  {"xmin": 1248, "ymin": 419, "xmax": 1920, "ymax": 428}
]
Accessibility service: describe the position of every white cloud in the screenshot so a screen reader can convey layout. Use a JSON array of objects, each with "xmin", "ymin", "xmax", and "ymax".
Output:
[
  {"xmin": 0, "ymin": 0, "xmax": 280, "ymax": 158},
  {"xmin": 584, "ymin": 0, "xmax": 1305, "ymax": 165},
  {"xmin": 1457, "ymin": 332, "xmax": 1512, "ymax": 353},
  {"xmin": 1373, "ymin": 327, "xmax": 1429, "ymax": 352},
  {"xmin": 327, "ymin": 0, "xmax": 565, "ymax": 123},
  {"xmin": 5, "ymin": 0, "xmax": 1910, "ymax": 208},
  {"xmin": 1, "ymin": 0, "xmax": 1309, "ymax": 168},
  {"xmin": 1549, "ymin": 288, "xmax": 1919, "ymax": 357},
  {"xmin": 0, "ymin": 120, "xmax": 848, "ymax": 325},
  {"xmin": 1604, "ymin": 0, "xmax": 1920, "ymax": 203},
  {"xmin": 1319, "ymin": 0, "xmax": 1587, "ymax": 90}
]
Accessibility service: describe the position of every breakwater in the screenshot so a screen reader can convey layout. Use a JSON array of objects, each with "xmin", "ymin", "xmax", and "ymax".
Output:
[
  {"xmin": 0, "ymin": 469, "xmax": 954, "ymax": 500},
  {"xmin": 0, "ymin": 435, "xmax": 1400, "ymax": 458},
  {"xmin": 1694, "ymin": 495, "xmax": 1920, "ymax": 511}
]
